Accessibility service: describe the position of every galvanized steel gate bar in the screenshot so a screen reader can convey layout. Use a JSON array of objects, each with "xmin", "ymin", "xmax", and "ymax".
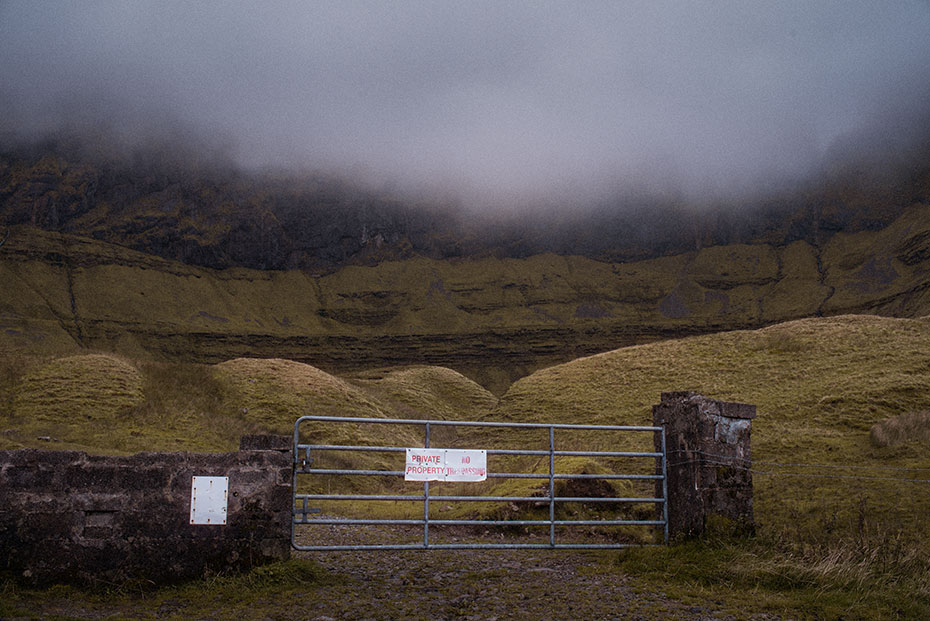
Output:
[{"xmin": 292, "ymin": 415, "xmax": 669, "ymax": 550}]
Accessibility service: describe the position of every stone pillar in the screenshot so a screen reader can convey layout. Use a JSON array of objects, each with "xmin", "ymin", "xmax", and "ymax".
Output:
[{"xmin": 653, "ymin": 391, "xmax": 755, "ymax": 539}]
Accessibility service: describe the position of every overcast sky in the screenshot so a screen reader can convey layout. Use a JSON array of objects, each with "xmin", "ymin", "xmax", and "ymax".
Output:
[{"xmin": 2, "ymin": 1, "xmax": 930, "ymax": 210}]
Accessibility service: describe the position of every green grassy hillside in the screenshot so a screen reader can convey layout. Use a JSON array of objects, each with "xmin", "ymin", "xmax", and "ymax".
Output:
[
  {"xmin": 497, "ymin": 314, "xmax": 930, "ymax": 536},
  {"xmin": 3, "ymin": 202, "xmax": 930, "ymax": 394},
  {"xmin": 3, "ymin": 315, "xmax": 929, "ymax": 616},
  {"xmin": 3, "ymin": 313, "xmax": 927, "ymax": 534}
]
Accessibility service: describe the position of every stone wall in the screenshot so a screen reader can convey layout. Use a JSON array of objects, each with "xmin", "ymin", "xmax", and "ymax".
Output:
[
  {"xmin": 653, "ymin": 391, "xmax": 755, "ymax": 539},
  {"xmin": 0, "ymin": 435, "xmax": 292, "ymax": 586}
]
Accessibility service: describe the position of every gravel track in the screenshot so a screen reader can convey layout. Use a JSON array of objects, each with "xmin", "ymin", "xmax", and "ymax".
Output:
[
  {"xmin": 287, "ymin": 521, "xmax": 781, "ymax": 620},
  {"xmin": 302, "ymin": 546, "xmax": 702, "ymax": 620}
]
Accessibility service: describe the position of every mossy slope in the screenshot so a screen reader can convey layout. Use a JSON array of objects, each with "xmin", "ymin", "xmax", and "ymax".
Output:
[
  {"xmin": 0, "ymin": 354, "xmax": 497, "ymax": 457},
  {"xmin": 2, "ymin": 317, "xmax": 929, "ymax": 618},
  {"xmin": 496, "ymin": 313, "xmax": 930, "ymax": 534},
  {"xmin": 13, "ymin": 353, "xmax": 145, "ymax": 423},
  {"xmin": 348, "ymin": 365, "xmax": 498, "ymax": 421},
  {"xmin": 2, "ymin": 203, "xmax": 930, "ymax": 395}
]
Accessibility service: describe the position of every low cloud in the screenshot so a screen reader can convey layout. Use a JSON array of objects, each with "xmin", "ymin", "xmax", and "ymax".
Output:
[{"xmin": 2, "ymin": 1, "xmax": 929, "ymax": 211}]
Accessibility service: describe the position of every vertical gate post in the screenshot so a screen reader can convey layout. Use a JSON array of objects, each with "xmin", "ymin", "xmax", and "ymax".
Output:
[
  {"xmin": 548, "ymin": 425, "xmax": 555, "ymax": 546},
  {"xmin": 653, "ymin": 391, "xmax": 755, "ymax": 540},
  {"xmin": 424, "ymin": 422, "xmax": 430, "ymax": 548}
]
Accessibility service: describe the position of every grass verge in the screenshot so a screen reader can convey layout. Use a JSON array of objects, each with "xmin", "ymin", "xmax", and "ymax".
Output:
[
  {"xmin": 0, "ymin": 559, "xmax": 337, "ymax": 620},
  {"xmin": 614, "ymin": 526, "xmax": 930, "ymax": 620}
]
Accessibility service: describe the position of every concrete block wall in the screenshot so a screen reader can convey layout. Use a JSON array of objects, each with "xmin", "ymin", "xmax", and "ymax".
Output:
[
  {"xmin": 0, "ymin": 435, "xmax": 292, "ymax": 586},
  {"xmin": 653, "ymin": 391, "xmax": 755, "ymax": 539}
]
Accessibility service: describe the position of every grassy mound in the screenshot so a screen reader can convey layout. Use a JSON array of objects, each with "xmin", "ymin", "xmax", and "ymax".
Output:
[
  {"xmin": 0, "ymin": 355, "xmax": 496, "ymax": 458},
  {"xmin": 348, "ymin": 365, "xmax": 498, "ymax": 421},
  {"xmin": 216, "ymin": 358, "xmax": 427, "ymax": 488},
  {"xmin": 496, "ymin": 314, "xmax": 930, "ymax": 537},
  {"xmin": 12, "ymin": 353, "xmax": 144, "ymax": 422},
  {"xmin": 215, "ymin": 357, "xmax": 393, "ymax": 430},
  {"xmin": 494, "ymin": 314, "xmax": 930, "ymax": 617},
  {"xmin": 498, "ymin": 313, "xmax": 930, "ymax": 439},
  {"xmin": 4, "ymin": 316, "xmax": 926, "ymax": 519},
  {"xmin": 1, "ymin": 355, "xmax": 246, "ymax": 453},
  {"xmin": 2, "ymin": 353, "xmax": 145, "ymax": 452}
]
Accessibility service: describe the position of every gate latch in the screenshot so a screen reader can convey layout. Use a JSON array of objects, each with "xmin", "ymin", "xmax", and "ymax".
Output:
[{"xmin": 295, "ymin": 497, "xmax": 322, "ymax": 524}]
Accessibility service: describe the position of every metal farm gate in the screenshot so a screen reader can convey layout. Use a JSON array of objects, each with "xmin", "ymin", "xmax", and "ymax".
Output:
[{"xmin": 291, "ymin": 415, "xmax": 668, "ymax": 550}]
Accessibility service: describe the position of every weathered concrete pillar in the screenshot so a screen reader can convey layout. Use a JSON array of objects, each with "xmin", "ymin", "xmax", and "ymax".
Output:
[{"xmin": 653, "ymin": 391, "xmax": 755, "ymax": 539}]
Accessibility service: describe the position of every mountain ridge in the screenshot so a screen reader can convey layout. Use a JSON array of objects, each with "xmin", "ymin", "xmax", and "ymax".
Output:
[{"xmin": 3, "ymin": 142, "xmax": 928, "ymax": 273}]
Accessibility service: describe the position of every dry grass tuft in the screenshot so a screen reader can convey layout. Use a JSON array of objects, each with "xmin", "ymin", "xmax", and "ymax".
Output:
[{"xmin": 869, "ymin": 410, "xmax": 930, "ymax": 447}]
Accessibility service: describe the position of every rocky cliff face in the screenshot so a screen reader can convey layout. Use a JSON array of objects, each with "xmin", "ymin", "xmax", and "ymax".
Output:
[
  {"xmin": 0, "ymin": 147, "xmax": 470, "ymax": 272},
  {"xmin": 4, "ymin": 142, "xmax": 928, "ymax": 273}
]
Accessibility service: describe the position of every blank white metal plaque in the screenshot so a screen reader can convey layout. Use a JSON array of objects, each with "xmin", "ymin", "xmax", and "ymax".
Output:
[{"xmin": 190, "ymin": 476, "xmax": 228, "ymax": 525}]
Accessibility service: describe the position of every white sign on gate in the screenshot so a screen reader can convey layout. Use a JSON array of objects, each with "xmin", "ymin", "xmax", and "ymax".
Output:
[{"xmin": 405, "ymin": 448, "xmax": 487, "ymax": 482}]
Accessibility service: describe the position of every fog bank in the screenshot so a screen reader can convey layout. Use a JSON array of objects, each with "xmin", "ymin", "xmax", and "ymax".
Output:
[{"xmin": 2, "ymin": 1, "xmax": 930, "ymax": 211}]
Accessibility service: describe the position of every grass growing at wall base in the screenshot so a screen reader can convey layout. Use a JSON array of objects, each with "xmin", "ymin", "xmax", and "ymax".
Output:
[{"xmin": 0, "ymin": 559, "xmax": 338, "ymax": 619}]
